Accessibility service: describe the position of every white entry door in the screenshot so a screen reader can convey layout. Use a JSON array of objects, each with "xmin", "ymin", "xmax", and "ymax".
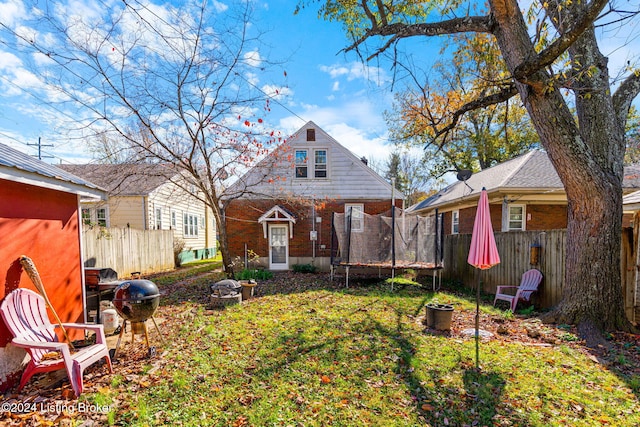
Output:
[{"xmin": 269, "ymin": 225, "xmax": 289, "ymax": 270}]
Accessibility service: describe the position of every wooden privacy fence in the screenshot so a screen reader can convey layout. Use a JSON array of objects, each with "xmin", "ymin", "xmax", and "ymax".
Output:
[
  {"xmin": 442, "ymin": 229, "xmax": 636, "ymax": 322},
  {"xmin": 82, "ymin": 228, "xmax": 175, "ymax": 277}
]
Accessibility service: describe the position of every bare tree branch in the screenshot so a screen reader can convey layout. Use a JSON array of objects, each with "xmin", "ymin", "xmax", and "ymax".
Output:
[{"xmin": 513, "ymin": 0, "xmax": 609, "ymax": 82}]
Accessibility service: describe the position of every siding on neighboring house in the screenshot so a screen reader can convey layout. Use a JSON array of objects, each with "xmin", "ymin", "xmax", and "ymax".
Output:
[
  {"xmin": 59, "ymin": 164, "xmax": 217, "ymax": 261},
  {"xmin": 225, "ymin": 121, "xmax": 402, "ymax": 271}
]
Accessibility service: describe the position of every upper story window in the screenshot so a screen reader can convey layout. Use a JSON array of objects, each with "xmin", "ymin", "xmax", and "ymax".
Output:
[
  {"xmin": 345, "ymin": 203, "xmax": 364, "ymax": 232},
  {"xmin": 314, "ymin": 150, "xmax": 327, "ymax": 178},
  {"xmin": 307, "ymin": 128, "xmax": 315, "ymax": 141},
  {"xmin": 507, "ymin": 204, "xmax": 525, "ymax": 231},
  {"xmin": 451, "ymin": 210, "xmax": 459, "ymax": 234},
  {"xmin": 295, "ymin": 148, "xmax": 329, "ymax": 179},
  {"xmin": 295, "ymin": 150, "xmax": 308, "ymax": 178}
]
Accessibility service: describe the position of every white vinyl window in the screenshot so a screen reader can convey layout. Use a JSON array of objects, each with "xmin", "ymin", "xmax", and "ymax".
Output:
[
  {"xmin": 171, "ymin": 211, "xmax": 177, "ymax": 230},
  {"xmin": 184, "ymin": 213, "xmax": 199, "ymax": 237},
  {"xmin": 345, "ymin": 203, "xmax": 364, "ymax": 232},
  {"xmin": 81, "ymin": 208, "xmax": 92, "ymax": 225},
  {"xmin": 295, "ymin": 150, "xmax": 308, "ymax": 178},
  {"xmin": 81, "ymin": 207, "xmax": 109, "ymax": 227},
  {"xmin": 314, "ymin": 149, "xmax": 327, "ymax": 178},
  {"xmin": 96, "ymin": 208, "xmax": 107, "ymax": 227},
  {"xmin": 155, "ymin": 208, "xmax": 162, "ymax": 230},
  {"xmin": 452, "ymin": 210, "xmax": 459, "ymax": 234},
  {"xmin": 508, "ymin": 204, "xmax": 526, "ymax": 231}
]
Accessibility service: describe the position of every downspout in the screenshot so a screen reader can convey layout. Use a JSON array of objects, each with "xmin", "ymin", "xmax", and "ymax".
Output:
[{"xmin": 143, "ymin": 196, "xmax": 148, "ymax": 230}]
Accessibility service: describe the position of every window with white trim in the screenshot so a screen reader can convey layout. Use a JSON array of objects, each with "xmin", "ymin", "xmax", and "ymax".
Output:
[
  {"xmin": 508, "ymin": 204, "xmax": 526, "ymax": 231},
  {"xmin": 345, "ymin": 203, "xmax": 364, "ymax": 232},
  {"xmin": 155, "ymin": 208, "xmax": 162, "ymax": 230},
  {"xmin": 81, "ymin": 208, "xmax": 91, "ymax": 225},
  {"xmin": 314, "ymin": 149, "xmax": 327, "ymax": 178},
  {"xmin": 96, "ymin": 208, "xmax": 107, "ymax": 227},
  {"xmin": 184, "ymin": 213, "xmax": 199, "ymax": 237},
  {"xmin": 295, "ymin": 150, "xmax": 308, "ymax": 178},
  {"xmin": 81, "ymin": 207, "xmax": 109, "ymax": 227},
  {"xmin": 452, "ymin": 210, "xmax": 459, "ymax": 234},
  {"xmin": 171, "ymin": 211, "xmax": 177, "ymax": 230}
]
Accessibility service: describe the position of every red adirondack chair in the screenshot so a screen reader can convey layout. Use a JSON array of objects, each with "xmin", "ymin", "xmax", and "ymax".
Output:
[
  {"xmin": 493, "ymin": 269, "xmax": 543, "ymax": 312},
  {"xmin": 0, "ymin": 288, "xmax": 113, "ymax": 396}
]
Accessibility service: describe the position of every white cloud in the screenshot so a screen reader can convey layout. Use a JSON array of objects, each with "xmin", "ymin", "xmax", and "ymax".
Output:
[
  {"xmin": 0, "ymin": 0, "xmax": 27, "ymax": 27},
  {"xmin": 0, "ymin": 51, "xmax": 22, "ymax": 70},
  {"xmin": 331, "ymin": 81, "xmax": 340, "ymax": 92},
  {"xmin": 319, "ymin": 61, "xmax": 390, "ymax": 86},
  {"xmin": 261, "ymin": 84, "xmax": 293, "ymax": 100},
  {"xmin": 244, "ymin": 49, "xmax": 262, "ymax": 67}
]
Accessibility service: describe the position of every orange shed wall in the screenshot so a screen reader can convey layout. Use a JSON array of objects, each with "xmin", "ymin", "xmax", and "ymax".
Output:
[{"xmin": 0, "ymin": 180, "xmax": 85, "ymax": 352}]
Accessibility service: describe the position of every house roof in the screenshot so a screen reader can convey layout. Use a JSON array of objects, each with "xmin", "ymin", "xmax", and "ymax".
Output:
[
  {"xmin": 0, "ymin": 143, "xmax": 106, "ymax": 200},
  {"xmin": 411, "ymin": 150, "xmax": 640, "ymax": 212},
  {"xmin": 227, "ymin": 121, "xmax": 402, "ymax": 200},
  {"xmin": 58, "ymin": 163, "xmax": 177, "ymax": 196}
]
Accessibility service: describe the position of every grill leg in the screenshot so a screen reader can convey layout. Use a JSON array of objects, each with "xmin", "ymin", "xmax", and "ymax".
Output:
[{"xmin": 113, "ymin": 320, "xmax": 127, "ymax": 360}]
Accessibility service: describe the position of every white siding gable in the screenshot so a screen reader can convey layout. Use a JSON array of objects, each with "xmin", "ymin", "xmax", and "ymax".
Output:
[{"xmin": 231, "ymin": 121, "xmax": 399, "ymax": 200}]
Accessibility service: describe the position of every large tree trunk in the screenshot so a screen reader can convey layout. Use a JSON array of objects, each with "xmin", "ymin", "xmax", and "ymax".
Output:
[{"xmin": 490, "ymin": 0, "xmax": 632, "ymax": 340}]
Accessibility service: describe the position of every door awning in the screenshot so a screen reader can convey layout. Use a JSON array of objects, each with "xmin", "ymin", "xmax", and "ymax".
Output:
[{"xmin": 258, "ymin": 205, "xmax": 296, "ymax": 238}]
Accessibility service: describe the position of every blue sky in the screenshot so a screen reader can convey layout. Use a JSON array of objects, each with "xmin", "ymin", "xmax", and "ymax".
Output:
[
  {"xmin": 0, "ymin": 0, "xmax": 410, "ymax": 171},
  {"xmin": 0, "ymin": 0, "xmax": 638, "ymax": 174}
]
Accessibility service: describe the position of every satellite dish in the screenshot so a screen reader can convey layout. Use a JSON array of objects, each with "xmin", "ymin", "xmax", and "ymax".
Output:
[{"xmin": 456, "ymin": 169, "xmax": 472, "ymax": 181}]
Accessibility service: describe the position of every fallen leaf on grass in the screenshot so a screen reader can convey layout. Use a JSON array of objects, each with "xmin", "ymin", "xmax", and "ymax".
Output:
[{"xmin": 320, "ymin": 375, "xmax": 331, "ymax": 384}]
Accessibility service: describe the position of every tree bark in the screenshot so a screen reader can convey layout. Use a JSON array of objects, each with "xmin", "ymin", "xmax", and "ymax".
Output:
[{"xmin": 489, "ymin": 0, "xmax": 632, "ymax": 338}]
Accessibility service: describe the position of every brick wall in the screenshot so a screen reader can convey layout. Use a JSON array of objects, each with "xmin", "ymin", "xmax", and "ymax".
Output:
[
  {"xmin": 443, "ymin": 203, "xmax": 569, "ymax": 235},
  {"xmin": 225, "ymin": 198, "xmax": 400, "ymax": 262}
]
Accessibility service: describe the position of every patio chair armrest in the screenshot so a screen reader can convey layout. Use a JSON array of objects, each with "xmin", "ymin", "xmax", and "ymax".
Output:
[
  {"xmin": 11, "ymin": 338, "xmax": 67, "ymax": 351},
  {"xmin": 495, "ymin": 285, "xmax": 519, "ymax": 293},
  {"xmin": 61, "ymin": 323, "xmax": 104, "ymax": 331},
  {"xmin": 60, "ymin": 323, "xmax": 107, "ymax": 344}
]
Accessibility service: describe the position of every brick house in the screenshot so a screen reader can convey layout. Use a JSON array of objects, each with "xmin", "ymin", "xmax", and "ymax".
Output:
[
  {"xmin": 410, "ymin": 150, "xmax": 640, "ymax": 234},
  {"xmin": 0, "ymin": 143, "xmax": 106, "ymax": 391},
  {"xmin": 224, "ymin": 121, "xmax": 402, "ymax": 271}
]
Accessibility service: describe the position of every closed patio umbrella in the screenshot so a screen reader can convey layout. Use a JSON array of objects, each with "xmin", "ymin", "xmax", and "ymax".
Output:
[{"xmin": 467, "ymin": 187, "xmax": 500, "ymax": 368}]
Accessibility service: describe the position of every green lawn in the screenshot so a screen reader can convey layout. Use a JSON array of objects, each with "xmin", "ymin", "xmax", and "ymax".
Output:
[{"xmin": 83, "ymin": 271, "xmax": 640, "ymax": 426}]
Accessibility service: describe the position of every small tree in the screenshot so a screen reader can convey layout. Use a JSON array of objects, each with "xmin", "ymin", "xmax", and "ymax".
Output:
[{"xmin": 1, "ymin": 1, "xmax": 289, "ymax": 277}]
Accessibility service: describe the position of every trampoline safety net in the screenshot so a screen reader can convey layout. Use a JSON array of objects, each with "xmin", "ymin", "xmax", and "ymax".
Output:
[{"xmin": 331, "ymin": 207, "xmax": 444, "ymax": 269}]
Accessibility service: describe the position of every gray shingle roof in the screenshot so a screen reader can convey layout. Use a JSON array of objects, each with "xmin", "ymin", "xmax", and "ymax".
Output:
[
  {"xmin": 58, "ymin": 164, "xmax": 177, "ymax": 196},
  {"xmin": 0, "ymin": 142, "xmax": 105, "ymax": 197},
  {"xmin": 411, "ymin": 149, "xmax": 640, "ymax": 212}
]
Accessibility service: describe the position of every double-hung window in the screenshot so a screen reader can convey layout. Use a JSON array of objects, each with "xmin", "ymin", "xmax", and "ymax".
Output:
[
  {"xmin": 314, "ymin": 150, "xmax": 327, "ymax": 178},
  {"xmin": 451, "ymin": 210, "xmax": 459, "ymax": 234},
  {"xmin": 295, "ymin": 150, "xmax": 308, "ymax": 178},
  {"xmin": 96, "ymin": 208, "xmax": 107, "ymax": 227},
  {"xmin": 508, "ymin": 204, "xmax": 525, "ymax": 231},
  {"xmin": 183, "ymin": 213, "xmax": 199, "ymax": 237}
]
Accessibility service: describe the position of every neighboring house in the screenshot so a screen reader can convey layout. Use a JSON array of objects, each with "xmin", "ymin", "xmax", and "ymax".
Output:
[
  {"xmin": 225, "ymin": 121, "xmax": 403, "ymax": 271},
  {"xmin": 59, "ymin": 164, "xmax": 216, "ymax": 263},
  {"xmin": 410, "ymin": 150, "xmax": 640, "ymax": 234},
  {"xmin": 0, "ymin": 142, "xmax": 106, "ymax": 392}
]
